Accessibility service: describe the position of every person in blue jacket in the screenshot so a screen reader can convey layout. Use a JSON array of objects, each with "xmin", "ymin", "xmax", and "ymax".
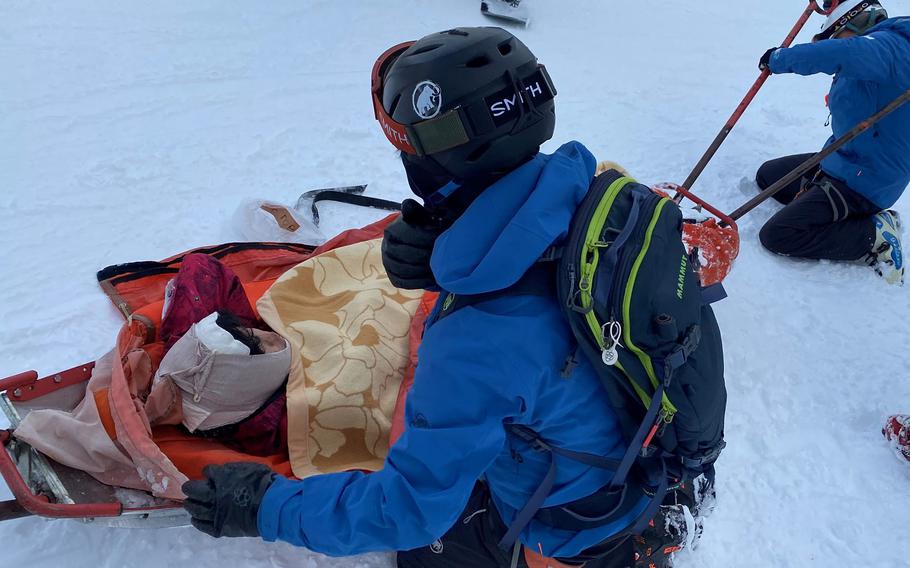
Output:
[
  {"xmin": 755, "ymin": 0, "xmax": 909, "ymax": 285},
  {"xmin": 180, "ymin": 27, "xmax": 702, "ymax": 568}
]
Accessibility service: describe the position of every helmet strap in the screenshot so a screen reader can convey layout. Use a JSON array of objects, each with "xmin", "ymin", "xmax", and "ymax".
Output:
[
  {"xmin": 504, "ymin": 68, "xmax": 542, "ymax": 137},
  {"xmin": 845, "ymin": 6, "xmax": 888, "ymax": 34}
]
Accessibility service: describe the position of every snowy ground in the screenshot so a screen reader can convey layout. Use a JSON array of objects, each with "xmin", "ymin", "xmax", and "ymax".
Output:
[{"xmin": 1, "ymin": 1, "xmax": 909, "ymax": 566}]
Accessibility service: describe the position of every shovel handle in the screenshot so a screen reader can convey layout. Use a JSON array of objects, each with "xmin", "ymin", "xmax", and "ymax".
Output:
[{"xmin": 673, "ymin": 186, "xmax": 738, "ymax": 230}]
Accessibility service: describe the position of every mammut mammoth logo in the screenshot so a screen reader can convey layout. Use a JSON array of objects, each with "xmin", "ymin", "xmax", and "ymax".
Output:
[
  {"xmin": 233, "ymin": 486, "xmax": 252, "ymax": 507},
  {"xmin": 412, "ymin": 81, "xmax": 442, "ymax": 119}
]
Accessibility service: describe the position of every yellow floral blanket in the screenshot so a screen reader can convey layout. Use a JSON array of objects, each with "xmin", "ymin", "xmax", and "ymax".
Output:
[{"xmin": 257, "ymin": 238, "xmax": 423, "ymax": 478}]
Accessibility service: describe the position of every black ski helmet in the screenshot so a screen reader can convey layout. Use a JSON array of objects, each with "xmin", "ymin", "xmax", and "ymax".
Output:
[{"xmin": 371, "ymin": 27, "xmax": 556, "ymax": 192}]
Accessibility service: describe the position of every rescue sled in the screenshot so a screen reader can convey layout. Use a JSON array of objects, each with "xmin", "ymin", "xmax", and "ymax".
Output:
[
  {"xmin": 0, "ymin": 368, "xmax": 187, "ymax": 526},
  {"xmin": 0, "ymin": 215, "xmax": 424, "ymax": 526}
]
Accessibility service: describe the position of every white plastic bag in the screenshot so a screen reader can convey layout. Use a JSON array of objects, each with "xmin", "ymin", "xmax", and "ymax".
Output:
[{"xmin": 232, "ymin": 199, "xmax": 324, "ymax": 245}]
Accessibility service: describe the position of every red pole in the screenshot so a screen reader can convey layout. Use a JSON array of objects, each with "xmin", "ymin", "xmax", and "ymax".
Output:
[{"xmin": 674, "ymin": 1, "xmax": 825, "ymax": 202}]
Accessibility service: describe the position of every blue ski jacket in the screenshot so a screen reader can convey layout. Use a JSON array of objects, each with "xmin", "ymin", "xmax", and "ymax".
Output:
[
  {"xmin": 257, "ymin": 141, "xmax": 648, "ymax": 558},
  {"xmin": 770, "ymin": 17, "xmax": 910, "ymax": 209}
]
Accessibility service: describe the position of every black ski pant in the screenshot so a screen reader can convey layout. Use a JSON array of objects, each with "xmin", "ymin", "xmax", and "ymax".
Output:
[
  {"xmin": 396, "ymin": 483, "xmax": 633, "ymax": 568},
  {"xmin": 756, "ymin": 153, "xmax": 879, "ymax": 261}
]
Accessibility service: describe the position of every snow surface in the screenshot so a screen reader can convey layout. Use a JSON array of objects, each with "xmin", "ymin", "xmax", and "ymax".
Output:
[{"xmin": 1, "ymin": 1, "xmax": 909, "ymax": 566}]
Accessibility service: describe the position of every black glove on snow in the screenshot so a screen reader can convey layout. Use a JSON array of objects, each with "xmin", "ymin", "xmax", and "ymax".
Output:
[
  {"xmin": 182, "ymin": 462, "xmax": 275, "ymax": 538},
  {"xmin": 382, "ymin": 199, "xmax": 444, "ymax": 290},
  {"xmin": 759, "ymin": 48, "xmax": 778, "ymax": 72}
]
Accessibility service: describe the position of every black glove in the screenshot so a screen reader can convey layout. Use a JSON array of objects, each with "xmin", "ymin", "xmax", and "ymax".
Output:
[
  {"xmin": 182, "ymin": 462, "xmax": 275, "ymax": 538},
  {"xmin": 382, "ymin": 199, "xmax": 444, "ymax": 290},
  {"xmin": 759, "ymin": 47, "xmax": 778, "ymax": 72}
]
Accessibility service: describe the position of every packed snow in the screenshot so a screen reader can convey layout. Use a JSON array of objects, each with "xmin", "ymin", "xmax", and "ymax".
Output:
[{"xmin": 1, "ymin": 1, "xmax": 909, "ymax": 566}]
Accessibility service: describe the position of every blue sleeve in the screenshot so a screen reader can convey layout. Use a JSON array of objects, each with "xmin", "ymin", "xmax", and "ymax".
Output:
[
  {"xmin": 256, "ymin": 323, "xmax": 525, "ymax": 555},
  {"xmin": 770, "ymin": 31, "xmax": 901, "ymax": 83}
]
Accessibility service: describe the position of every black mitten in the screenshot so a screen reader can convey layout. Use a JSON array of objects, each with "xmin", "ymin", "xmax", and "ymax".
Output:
[
  {"xmin": 758, "ymin": 47, "xmax": 778, "ymax": 72},
  {"xmin": 382, "ymin": 199, "xmax": 444, "ymax": 290},
  {"xmin": 182, "ymin": 462, "xmax": 275, "ymax": 538}
]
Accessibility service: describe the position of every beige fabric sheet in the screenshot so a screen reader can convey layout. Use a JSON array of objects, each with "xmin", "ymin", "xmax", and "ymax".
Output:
[{"xmin": 257, "ymin": 238, "xmax": 423, "ymax": 478}]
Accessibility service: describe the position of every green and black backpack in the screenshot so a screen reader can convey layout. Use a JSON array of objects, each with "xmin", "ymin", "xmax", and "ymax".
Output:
[
  {"xmin": 437, "ymin": 168, "xmax": 727, "ymax": 548},
  {"xmin": 557, "ymin": 168, "xmax": 727, "ymax": 468}
]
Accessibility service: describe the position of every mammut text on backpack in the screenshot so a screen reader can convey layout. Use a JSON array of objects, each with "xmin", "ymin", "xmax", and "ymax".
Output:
[{"xmin": 676, "ymin": 255, "xmax": 687, "ymax": 300}]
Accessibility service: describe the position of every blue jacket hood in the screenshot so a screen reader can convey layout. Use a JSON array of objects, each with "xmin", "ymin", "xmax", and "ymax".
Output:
[
  {"xmin": 431, "ymin": 141, "xmax": 597, "ymax": 295},
  {"xmin": 871, "ymin": 16, "xmax": 910, "ymax": 39}
]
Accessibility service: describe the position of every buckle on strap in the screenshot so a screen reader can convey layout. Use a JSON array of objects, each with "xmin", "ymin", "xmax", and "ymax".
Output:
[
  {"xmin": 679, "ymin": 440, "xmax": 726, "ymax": 471},
  {"xmin": 663, "ymin": 325, "xmax": 702, "ymax": 383},
  {"xmin": 537, "ymin": 246, "xmax": 563, "ymax": 263},
  {"xmin": 508, "ymin": 424, "xmax": 551, "ymax": 452}
]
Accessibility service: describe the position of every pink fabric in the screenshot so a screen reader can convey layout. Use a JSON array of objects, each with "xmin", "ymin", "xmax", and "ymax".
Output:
[
  {"xmin": 108, "ymin": 328, "xmax": 187, "ymax": 498},
  {"xmin": 14, "ymin": 321, "xmax": 188, "ymax": 500},
  {"xmin": 160, "ymin": 253, "xmax": 257, "ymax": 351}
]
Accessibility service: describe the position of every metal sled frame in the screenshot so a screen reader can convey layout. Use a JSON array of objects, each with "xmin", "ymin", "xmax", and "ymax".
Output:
[{"xmin": 0, "ymin": 366, "xmax": 187, "ymax": 527}]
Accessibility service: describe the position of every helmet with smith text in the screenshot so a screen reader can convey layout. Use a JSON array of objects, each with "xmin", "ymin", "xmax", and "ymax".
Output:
[{"xmin": 371, "ymin": 27, "xmax": 556, "ymax": 200}]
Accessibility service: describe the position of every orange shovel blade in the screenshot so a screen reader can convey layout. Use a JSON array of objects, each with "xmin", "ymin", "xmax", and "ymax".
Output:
[{"xmin": 682, "ymin": 219, "xmax": 740, "ymax": 287}]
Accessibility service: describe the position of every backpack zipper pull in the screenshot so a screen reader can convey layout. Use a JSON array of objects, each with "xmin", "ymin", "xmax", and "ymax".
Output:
[{"xmin": 600, "ymin": 320, "xmax": 622, "ymax": 365}]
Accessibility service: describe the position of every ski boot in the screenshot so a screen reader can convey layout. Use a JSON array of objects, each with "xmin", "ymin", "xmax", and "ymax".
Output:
[
  {"xmin": 480, "ymin": 0, "xmax": 530, "ymax": 26},
  {"xmin": 633, "ymin": 476, "xmax": 713, "ymax": 567},
  {"xmin": 633, "ymin": 506, "xmax": 688, "ymax": 568},
  {"xmin": 883, "ymin": 415, "xmax": 910, "ymax": 462},
  {"xmin": 866, "ymin": 210, "xmax": 903, "ymax": 286}
]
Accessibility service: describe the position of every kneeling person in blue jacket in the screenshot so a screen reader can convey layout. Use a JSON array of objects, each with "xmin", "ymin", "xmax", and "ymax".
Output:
[
  {"xmin": 180, "ymin": 27, "xmax": 709, "ymax": 568},
  {"xmin": 756, "ymin": 1, "xmax": 909, "ymax": 285}
]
